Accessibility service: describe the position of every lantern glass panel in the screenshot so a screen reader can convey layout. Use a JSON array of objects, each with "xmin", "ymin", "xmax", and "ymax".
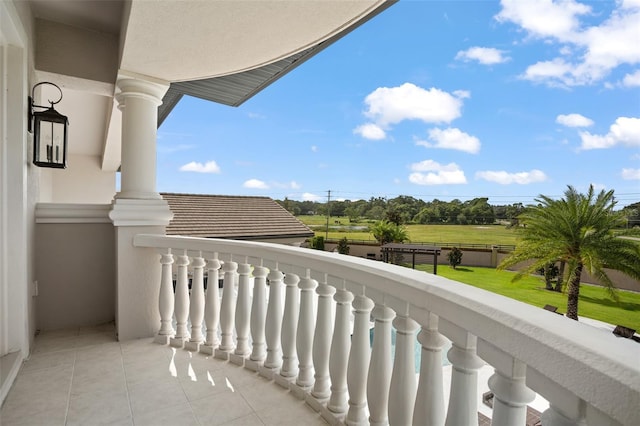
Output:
[{"xmin": 33, "ymin": 111, "xmax": 67, "ymax": 168}]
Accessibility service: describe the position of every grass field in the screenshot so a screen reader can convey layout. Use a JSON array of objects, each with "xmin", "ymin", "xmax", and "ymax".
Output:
[
  {"xmin": 298, "ymin": 215, "xmax": 520, "ymax": 245},
  {"xmin": 427, "ymin": 265, "xmax": 640, "ymax": 330}
]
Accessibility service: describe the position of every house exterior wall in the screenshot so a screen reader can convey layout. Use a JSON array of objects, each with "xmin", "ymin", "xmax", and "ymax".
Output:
[
  {"xmin": 35, "ymin": 205, "xmax": 115, "ymax": 330},
  {"xmin": 39, "ymin": 154, "xmax": 116, "ymax": 203}
]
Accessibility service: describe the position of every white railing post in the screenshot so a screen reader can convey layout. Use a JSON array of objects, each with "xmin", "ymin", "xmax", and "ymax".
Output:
[
  {"xmin": 201, "ymin": 254, "xmax": 221, "ymax": 355},
  {"xmin": 414, "ymin": 313, "xmax": 448, "ymax": 426},
  {"xmin": 296, "ymin": 272, "xmax": 317, "ymax": 389},
  {"xmin": 217, "ymin": 259, "xmax": 238, "ymax": 357},
  {"xmin": 368, "ymin": 303, "xmax": 395, "ymax": 426},
  {"xmin": 247, "ymin": 265, "xmax": 268, "ymax": 368},
  {"xmin": 155, "ymin": 250, "xmax": 174, "ymax": 344},
  {"xmin": 346, "ymin": 291, "xmax": 374, "ymax": 426},
  {"xmin": 263, "ymin": 268, "xmax": 284, "ymax": 373},
  {"xmin": 185, "ymin": 253, "xmax": 206, "ymax": 351},
  {"xmin": 278, "ymin": 272, "xmax": 300, "ymax": 382},
  {"xmin": 170, "ymin": 251, "xmax": 190, "ymax": 348},
  {"xmin": 389, "ymin": 308, "xmax": 419, "ymax": 426},
  {"xmin": 541, "ymin": 405, "xmax": 587, "ymax": 426},
  {"xmin": 488, "ymin": 361, "xmax": 535, "ymax": 426},
  {"xmin": 328, "ymin": 286, "xmax": 354, "ymax": 415},
  {"xmin": 445, "ymin": 335, "xmax": 484, "ymax": 426},
  {"xmin": 310, "ymin": 275, "xmax": 335, "ymax": 401},
  {"xmin": 231, "ymin": 261, "xmax": 252, "ymax": 363}
]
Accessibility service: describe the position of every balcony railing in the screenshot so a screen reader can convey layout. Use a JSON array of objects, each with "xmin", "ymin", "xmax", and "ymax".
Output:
[{"xmin": 134, "ymin": 234, "xmax": 639, "ymax": 426}]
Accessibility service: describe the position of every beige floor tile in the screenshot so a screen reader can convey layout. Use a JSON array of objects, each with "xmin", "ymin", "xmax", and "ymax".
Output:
[
  {"xmin": 79, "ymin": 322, "xmax": 116, "ymax": 335},
  {"xmin": 21, "ymin": 348, "xmax": 76, "ymax": 372},
  {"xmin": 0, "ymin": 407, "xmax": 67, "ymax": 426},
  {"xmin": 66, "ymin": 387, "xmax": 131, "ymax": 426},
  {"xmin": 71, "ymin": 368, "xmax": 127, "ymax": 396},
  {"xmin": 237, "ymin": 378, "xmax": 291, "ymax": 412},
  {"xmin": 220, "ymin": 412, "xmax": 265, "ymax": 426},
  {"xmin": 133, "ymin": 400, "xmax": 199, "ymax": 426},
  {"xmin": 127, "ymin": 376, "xmax": 187, "ymax": 417},
  {"xmin": 75, "ymin": 332, "xmax": 118, "ymax": 349},
  {"xmin": 255, "ymin": 399, "xmax": 328, "ymax": 426},
  {"xmin": 32, "ymin": 335, "xmax": 79, "ymax": 354},
  {"xmin": 190, "ymin": 389, "xmax": 254, "ymax": 426}
]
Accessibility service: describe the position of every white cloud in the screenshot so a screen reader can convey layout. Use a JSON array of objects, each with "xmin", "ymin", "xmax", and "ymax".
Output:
[
  {"xmin": 179, "ymin": 161, "xmax": 221, "ymax": 173},
  {"xmin": 579, "ymin": 117, "xmax": 640, "ymax": 149},
  {"xmin": 622, "ymin": 168, "xmax": 640, "ymax": 180},
  {"xmin": 497, "ymin": 0, "xmax": 640, "ymax": 87},
  {"xmin": 408, "ymin": 160, "xmax": 467, "ymax": 185},
  {"xmin": 455, "ymin": 47, "xmax": 510, "ymax": 65},
  {"xmin": 243, "ymin": 179, "xmax": 269, "ymax": 189},
  {"xmin": 475, "ymin": 169, "xmax": 547, "ymax": 184},
  {"xmin": 273, "ymin": 181, "xmax": 301, "ymax": 190},
  {"xmin": 623, "ymin": 70, "xmax": 640, "ymax": 87},
  {"xmin": 302, "ymin": 192, "xmax": 323, "ymax": 202},
  {"xmin": 353, "ymin": 123, "xmax": 386, "ymax": 140},
  {"xmin": 416, "ymin": 128, "xmax": 481, "ymax": 154},
  {"xmin": 290, "ymin": 181, "xmax": 301, "ymax": 190},
  {"xmin": 556, "ymin": 113, "xmax": 594, "ymax": 128},
  {"xmin": 311, "ymin": 145, "xmax": 318, "ymax": 152}
]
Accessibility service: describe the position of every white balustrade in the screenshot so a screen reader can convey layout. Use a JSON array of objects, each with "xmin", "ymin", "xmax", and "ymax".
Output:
[
  {"xmin": 135, "ymin": 234, "xmax": 640, "ymax": 426},
  {"xmin": 368, "ymin": 303, "xmax": 395, "ymax": 426},
  {"xmin": 170, "ymin": 251, "xmax": 190, "ymax": 347},
  {"xmin": 389, "ymin": 309, "xmax": 420, "ymax": 426},
  {"xmin": 155, "ymin": 250, "xmax": 174, "ymax": 344},
  {"xmin": 346, "ymin": 291, "xmax": 374, "ymax": 425},
  {"xmin": 279, "ymin": 272, "xmax": 300, "ymax": 380},
  {"xmin": 185, "ymin": 254, "xmax": 205, "ymax": 350},
  {"xmin": 296, "ymin": 272, "xmax": 317, "ymax": 388},
  {"xmin": 328, "ymin": 286, "xmax": 354, "ymax": 414},
  {"xmin": 233, "ymin": 261, "xmax": 252, "ymax": 360},
  {"xmin": 218, "ymin": 260, "xmax": 238, "ymax": 355},
  {"xmin": 249, "ymin": 265, "xmax": 268, "ymax": 365}
]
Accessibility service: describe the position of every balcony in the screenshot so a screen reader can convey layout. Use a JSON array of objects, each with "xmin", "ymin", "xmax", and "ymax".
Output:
[{"xmin": 3, "ymin": 234, "xmax": 639, "ymax": 426}]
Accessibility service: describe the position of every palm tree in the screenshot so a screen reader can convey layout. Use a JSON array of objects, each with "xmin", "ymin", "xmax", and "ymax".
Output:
[
  {"xmin": 369, "ymin": 220, "xmax": 409, "ymax": 245},
  {"xmin": 499, "ymin": 185, "xmax": 640, "ymax": 320}
]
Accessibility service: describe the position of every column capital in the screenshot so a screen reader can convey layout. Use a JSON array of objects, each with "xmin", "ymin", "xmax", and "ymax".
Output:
[
  {"xmin": 116, "ymin": 72, "xmax": 169, "ymax": 107},
  {"xmin": 109, "ymin": 198, "xmax": 173, "ymax": 227}
]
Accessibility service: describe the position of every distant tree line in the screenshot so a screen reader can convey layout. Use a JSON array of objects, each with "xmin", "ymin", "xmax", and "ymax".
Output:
[{"xmin": 277, "ymin": 195, "xmax": 639, "ymax": 227}]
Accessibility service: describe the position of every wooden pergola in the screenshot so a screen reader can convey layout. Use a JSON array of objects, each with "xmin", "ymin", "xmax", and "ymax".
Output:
[{"xmin": 381, "ymin": 243, "xmax": 442, "ymax": 274}]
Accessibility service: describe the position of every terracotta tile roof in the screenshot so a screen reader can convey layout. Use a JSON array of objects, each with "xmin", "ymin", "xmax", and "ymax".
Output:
[{"xmin": 162, "ymin": 193, "xmax": 314, "ymax": 241}]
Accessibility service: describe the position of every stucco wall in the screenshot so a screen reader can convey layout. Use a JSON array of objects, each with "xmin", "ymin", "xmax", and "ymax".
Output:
[
  {"xmin": 40, "ymin": 154, "xmax": 116, "ymax": 203},
  {"xmin": 35, "ymin": 205, "xmax": 115, "ymax": 330}
]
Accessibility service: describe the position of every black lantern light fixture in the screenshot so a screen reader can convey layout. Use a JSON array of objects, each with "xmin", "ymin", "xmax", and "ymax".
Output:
[{"xmin": 28, "ymin": 82, "xmax": 68, "ymax": 168}]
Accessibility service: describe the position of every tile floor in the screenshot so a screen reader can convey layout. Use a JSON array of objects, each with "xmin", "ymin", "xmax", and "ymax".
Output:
[{"xmin": 0, "ymin": 324, "xmax": 327, "ymax": 426}]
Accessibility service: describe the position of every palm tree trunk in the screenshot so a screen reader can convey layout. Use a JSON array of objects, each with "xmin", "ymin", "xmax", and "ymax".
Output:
[
  {"xmin": 565, "ymin": 264, "xmax": 583, "ymax": 320},
  {"xmin": 554, "ymin": 261, "xmax": 566, "ymax": 292}
]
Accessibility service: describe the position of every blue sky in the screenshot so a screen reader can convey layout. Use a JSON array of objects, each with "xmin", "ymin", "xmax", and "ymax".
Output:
[{"xmin": 157, "ymin": 0, "xmax": 640, "ymax": 207}]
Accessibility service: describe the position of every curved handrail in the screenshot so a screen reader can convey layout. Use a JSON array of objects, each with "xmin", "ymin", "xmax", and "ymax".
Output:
[{"xmin": 134, "ymin": 233, "xmax": 640, "ymax": 425}]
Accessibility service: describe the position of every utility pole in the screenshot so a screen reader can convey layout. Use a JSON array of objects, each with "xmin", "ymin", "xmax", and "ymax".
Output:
[{"xmin": 325, "ymin": 190, "xmax": 331, "ymax": 240}]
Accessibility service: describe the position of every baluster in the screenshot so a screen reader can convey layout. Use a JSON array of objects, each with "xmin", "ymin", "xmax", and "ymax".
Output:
[
  {"xmin": 310, "ymin": 275, "xmax": 335, "ymax": 401},
  {"xmin": 216, "ymin": 259, "xmax": 238, "ymax": 357},
  {"xmin": 279, "ymin": 272, "xmax": 300, "ymax": 381},
  {"xmin": 185, "ymin": 253, "xmax": 205, "ymax": 351},
  {"xmin": 414, "ymin": 313, "xmax": 448, "ymax": 426},
  {"xmin": 248, "ymin": 265, "xmax": 268, "ymax": 368},
  {"xmin": 201, "ymin": 254, "xmax": 221, "ymax": 355},
  {"xmin": 328, "ymin": 286, "xmax": 354, "ymax": 414},
  {"xmin": 489, "ymin": 360, "xmax": 535, "ymax": 426},
  {"xmin": 170, "ymin": 251, "xmax": 190, "ymax": 348},
  {"xmin": 263, "ymin": 268, "xmax": 284, "ymax": 373},
  {"xmin": 540, "ymin": 404, "xmax": 587, "ymax": 426},
  {"xmin": 154, "ymin": 250, "xmax": 174, "ymax": 344},
  {"xmin": 296, "ymin": 272, "xmax": 317, "ymax": 389},
  {"xmin": 367, "ymin": 303, "xmax": 395, "ymax": 426},
  {"xmin": 389, "ymin": 309, "xmax": 419, "ymax": 425},
  {"xmin": 346, "ymin": 291, "xmax": 374, "ymax": 425},
  {"xmin": 445, "ymin": 335, "xmax": 484, "ymax": 426},
  {"xmin": 232, "ymin": 261, "xmax": 252, "ymax": 363}
]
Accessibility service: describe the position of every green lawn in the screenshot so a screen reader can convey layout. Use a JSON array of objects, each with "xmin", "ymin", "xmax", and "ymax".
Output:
[
  {"xmin": 425, "ymin": 265, "xmax": 640, "ymax": 330},
  {"xmin": 298, "ymin": 216, "xmax": 520, "ymax": 246}
]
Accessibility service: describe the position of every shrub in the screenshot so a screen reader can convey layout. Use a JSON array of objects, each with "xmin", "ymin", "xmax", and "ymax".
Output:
[
  {"xmin": 448, "ymin": 247, "xmax": 463, "ymax": 269},
  {"xmin": 336, "ymin": 237, "xmax": 350, "ymax": 255}
]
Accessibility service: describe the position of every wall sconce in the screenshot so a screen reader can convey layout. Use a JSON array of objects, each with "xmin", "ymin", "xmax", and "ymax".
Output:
[{"xmin": 28, "ymin": 82, "xmax": 68, "ymax": 169}]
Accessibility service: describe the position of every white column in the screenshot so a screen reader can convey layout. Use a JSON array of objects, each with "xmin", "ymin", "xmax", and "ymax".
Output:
[
  {"xmin": 170, "ymin": 252, "xmax": 190, "ymax": 347},
  {"xmin": 389, "ymin": 311, "xmax": 419, "ymax": 426},
  {"xmin": 328, "ymin": 287, "xmax": 354, "ymax": 414},
  {"xmin": 368, "ymin": 304, "xmax": 395, "ymax": 426},
  {"xmin": 249, "ymin": 266, "xmax": 269, "ymax": 364},
  {"xmin": 233, "ymin": 262, "xmax": 252, "ymax": 359},
  {"xmin": 185, "ymin": 254, "xmax": 206, "ymax": 351},
  {"xmin": 154, "ymin": 250, "xmax": 174, "ymax": 344},
  {"xmin": 346, "ymin": 292, "xmax": 374, "ymax": 425},
  {"xmin": 264, "ymin": 268, "xmax": 284, "ymax": 370},
  {"xmin": 280, "ymin": 273, "xmax": 300, "ymax": 379},
  {"xmin": 296, "ymin": 273, "xmax": 317, "ymax": 388},
  {"xmin": 445, "ymin": 336, "xmax": 484, "ymax": 426},
  {"xmin": 414, "ymin": 314, "xmax": 448, "ymax": 426},
  {"xmin": 541, "ymin": 405, "xmax": 587, "ymax": 426},
  {"xmin": 311, "ymin": 276, "xmax": 335, "ymax": 400},
  {"xmin": 488, "ymin": 361, "xmax": 535, "ymax": 426},
  {"xmin": 201, "ymin": 255, "xmax": 221, "ymax": 355},
  {"xmin": 218, "ymin": 260, "xmax": 238, "ymax": 354},
  {"xmin": 109, "ymin": 73, "xmax": 172, "ymax": 341}
]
